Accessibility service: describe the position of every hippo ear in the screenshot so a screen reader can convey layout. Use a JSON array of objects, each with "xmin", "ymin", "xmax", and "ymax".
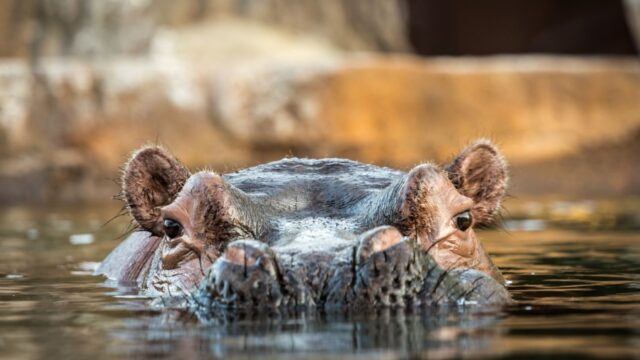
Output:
[
  {"xmin": 122, "ymin": 146, "xmax": 190, "ymax": 236},
  {"xmin": 445, "ymin": 140, "xmax": 508, "ymax": 225}
]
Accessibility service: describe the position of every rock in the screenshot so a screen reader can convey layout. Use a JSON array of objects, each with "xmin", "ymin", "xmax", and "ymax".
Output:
[
  {"xmin": 0, "ymin": 0, "xmax": 408, "ymax": 59},
  {"xmin": 209, "ymin": 60, "xmax": 339, "ymax": 147},
  {"xmin": 211, "ymin": 56, "xmax": 640, "ymax": 168},
  {"xmin": 0, "ymin": 55, "xmax": 639, "ymax": 204}
]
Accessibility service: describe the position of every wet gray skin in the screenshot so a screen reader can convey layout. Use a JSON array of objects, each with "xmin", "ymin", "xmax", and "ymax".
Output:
[
  {"xmin": 188, "ymin": 229, "xmax": 510, "ymax": 317},
  {"xmin": 97, "ymin": 140, "xmax": 512, "ymax": 318}
]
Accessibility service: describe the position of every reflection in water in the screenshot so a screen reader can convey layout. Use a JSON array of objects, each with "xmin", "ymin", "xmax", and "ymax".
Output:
[
  {"xmin": 0, "ymin": 205, "xmax": 639, "ymax": 359},
  {"xmin": 102, "ymin": 308, "xmax": 504, "ymax": 359}
]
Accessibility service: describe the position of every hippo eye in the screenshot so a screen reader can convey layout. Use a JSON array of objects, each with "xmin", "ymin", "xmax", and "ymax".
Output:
[
  {"xmin": 163, "ymin": 218, "xmax": 183, "ymax": 238},
  {"xmin": 454, "ymin": 210, "xmax": 473, "ymax": 231}
]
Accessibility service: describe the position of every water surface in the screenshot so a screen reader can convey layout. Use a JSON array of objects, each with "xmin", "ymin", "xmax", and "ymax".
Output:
[{"xmin": 0, "ymin": 205, "xmax": 638, "ymax": 359}]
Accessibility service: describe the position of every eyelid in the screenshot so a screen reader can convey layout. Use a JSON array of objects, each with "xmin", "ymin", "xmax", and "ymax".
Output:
[
  {"xmin": 160, "ymin": 206, "xmax": 177, "ymax": 221},
  {"xmin": 450, "ymin": 195, "xmax": 474, "ymax": 216},
  {"xmin": 163, "ymin": 218, "xmax": 182, "ymax": 226},
  {"xmin": 160, "ymin": 204, "xmax": 188, "ymax": 224},
  {"xmin": 455, "ymin": 208, "xmax": 472, "ymax": 215},
  {"xmin": 452, "ymin": 208, "xmax": 473, "ymax": 221}
]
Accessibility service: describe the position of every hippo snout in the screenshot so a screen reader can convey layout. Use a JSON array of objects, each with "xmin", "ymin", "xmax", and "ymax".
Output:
[{"xmin": 189, "ymin": 226, "xmax": 511, "ymax": 317}]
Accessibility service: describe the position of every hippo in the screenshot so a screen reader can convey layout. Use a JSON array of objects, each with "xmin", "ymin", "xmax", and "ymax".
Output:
[{"xmin": 97, "ymin": 139, "xmax": 511, "ymax": 317}]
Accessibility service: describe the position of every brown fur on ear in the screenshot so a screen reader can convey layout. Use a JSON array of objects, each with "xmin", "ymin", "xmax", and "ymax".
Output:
[
  {"xmin": 397, "ymin": 164, "xmax": 440, "ymax": 239},
  {"xmin": 445, "ymin": 139, "xmax": 508, "ymax": 225},
  {"xmin": 122, "ymin": 146, "xmax": 190, "ymax": 236}
]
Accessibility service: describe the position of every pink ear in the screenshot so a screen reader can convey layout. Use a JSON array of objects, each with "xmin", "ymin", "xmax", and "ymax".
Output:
[
  {"xmin": 445, "ymin": 140, "xmax": 508, "ymax": 225},
  {"xmin": 122, "ymin": 146, "xmax": 190, "ymax": 236}
]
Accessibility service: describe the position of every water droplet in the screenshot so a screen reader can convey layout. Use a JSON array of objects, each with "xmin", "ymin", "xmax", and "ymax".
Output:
[
  {"xmin": 77, "ymin": 261, "xmax": 100, "ymax": 272},
  {"xmin": 69, "ymin": 233, "xmax": 94, "ymax": 245},
  {"xmin": 72, "ymin": 262, "xmax": 100, "ymax": 275},
  {"xmin": 504, "ymin": 219, "xmax": 546, "ymax": 232},
  {"xmin": 26, "ymin": 228, "xmax": 39, "ymax": 240}
]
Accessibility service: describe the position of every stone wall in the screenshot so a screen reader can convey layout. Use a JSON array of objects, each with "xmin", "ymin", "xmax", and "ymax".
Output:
[
  {"xmin": 0, "ymin": 0, "xmax": 408, "ymax": 59},
  {"xmin": 0, "ymin": 1, "xmax": 639, "ymax": 204},
  {"xmin": 1, "ymin": 55, "xmax": 639, "ymax": 204}
]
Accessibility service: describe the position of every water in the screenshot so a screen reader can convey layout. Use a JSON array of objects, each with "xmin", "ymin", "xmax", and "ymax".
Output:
[{"xmin": 0, "ymin": 204, "xmax": 638, "ymax": 359}]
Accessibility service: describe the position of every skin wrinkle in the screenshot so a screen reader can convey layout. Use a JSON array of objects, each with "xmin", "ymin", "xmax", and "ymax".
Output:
[
  {"xmin": 432, "ymin": 261, "xmax": 467, "ymax": 303},
  {"xmin": 429, "ymin": 179, "xmax": 478, "ymax": 261},
  {"xmin": 152, "ymin": 172, "xmax": 246, "ymax": 287},
  {"xmin": 110, "ymin": 140, "xmax": 510, "ymax": 312},
  {"xmin": 459, "ymin": 275, "xmax": 486, "ymax": 303}
]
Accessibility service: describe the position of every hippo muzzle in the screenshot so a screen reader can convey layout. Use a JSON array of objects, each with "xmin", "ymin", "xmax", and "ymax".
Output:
[{"xmin": 189, "ymin": 226, "xmax": 510, "ymax": 317}]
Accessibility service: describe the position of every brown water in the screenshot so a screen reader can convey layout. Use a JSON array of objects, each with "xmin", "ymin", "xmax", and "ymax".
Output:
[{"xmin": 0, "ymin": 204, "xmax": 639, "ymax": 359}]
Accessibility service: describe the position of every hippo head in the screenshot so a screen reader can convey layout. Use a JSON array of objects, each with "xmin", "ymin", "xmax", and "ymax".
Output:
[
  {"xmin": 121, "ymin": 147, "xmax": 256, "ymax": 295},
  {"xmin": 115, "ymin": 140, "xmax": 509, "ymax": 311}
]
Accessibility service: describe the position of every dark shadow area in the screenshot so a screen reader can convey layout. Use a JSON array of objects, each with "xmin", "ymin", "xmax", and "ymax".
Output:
[
  {"xmin": 511, "ymin": 128, "xmax": 640, "ymax": 198},
  {"xmin": 408, "ymin": 0, "xmax": 639, "ymax": 55}
]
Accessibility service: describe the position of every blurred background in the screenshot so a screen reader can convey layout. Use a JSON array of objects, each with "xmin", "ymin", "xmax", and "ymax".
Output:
[
  {"xmin": 0, "ymin": 0, "xmax": 639, "ymax": 226},
  {"xmin": 1, "ymin": 2, "xmax": 640, "ymax": 359}
]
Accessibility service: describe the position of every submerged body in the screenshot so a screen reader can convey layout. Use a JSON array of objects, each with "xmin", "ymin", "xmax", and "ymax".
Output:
[{"xmin": 97, "ymin": 140, "xmax": 511, "ymax": 317}]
